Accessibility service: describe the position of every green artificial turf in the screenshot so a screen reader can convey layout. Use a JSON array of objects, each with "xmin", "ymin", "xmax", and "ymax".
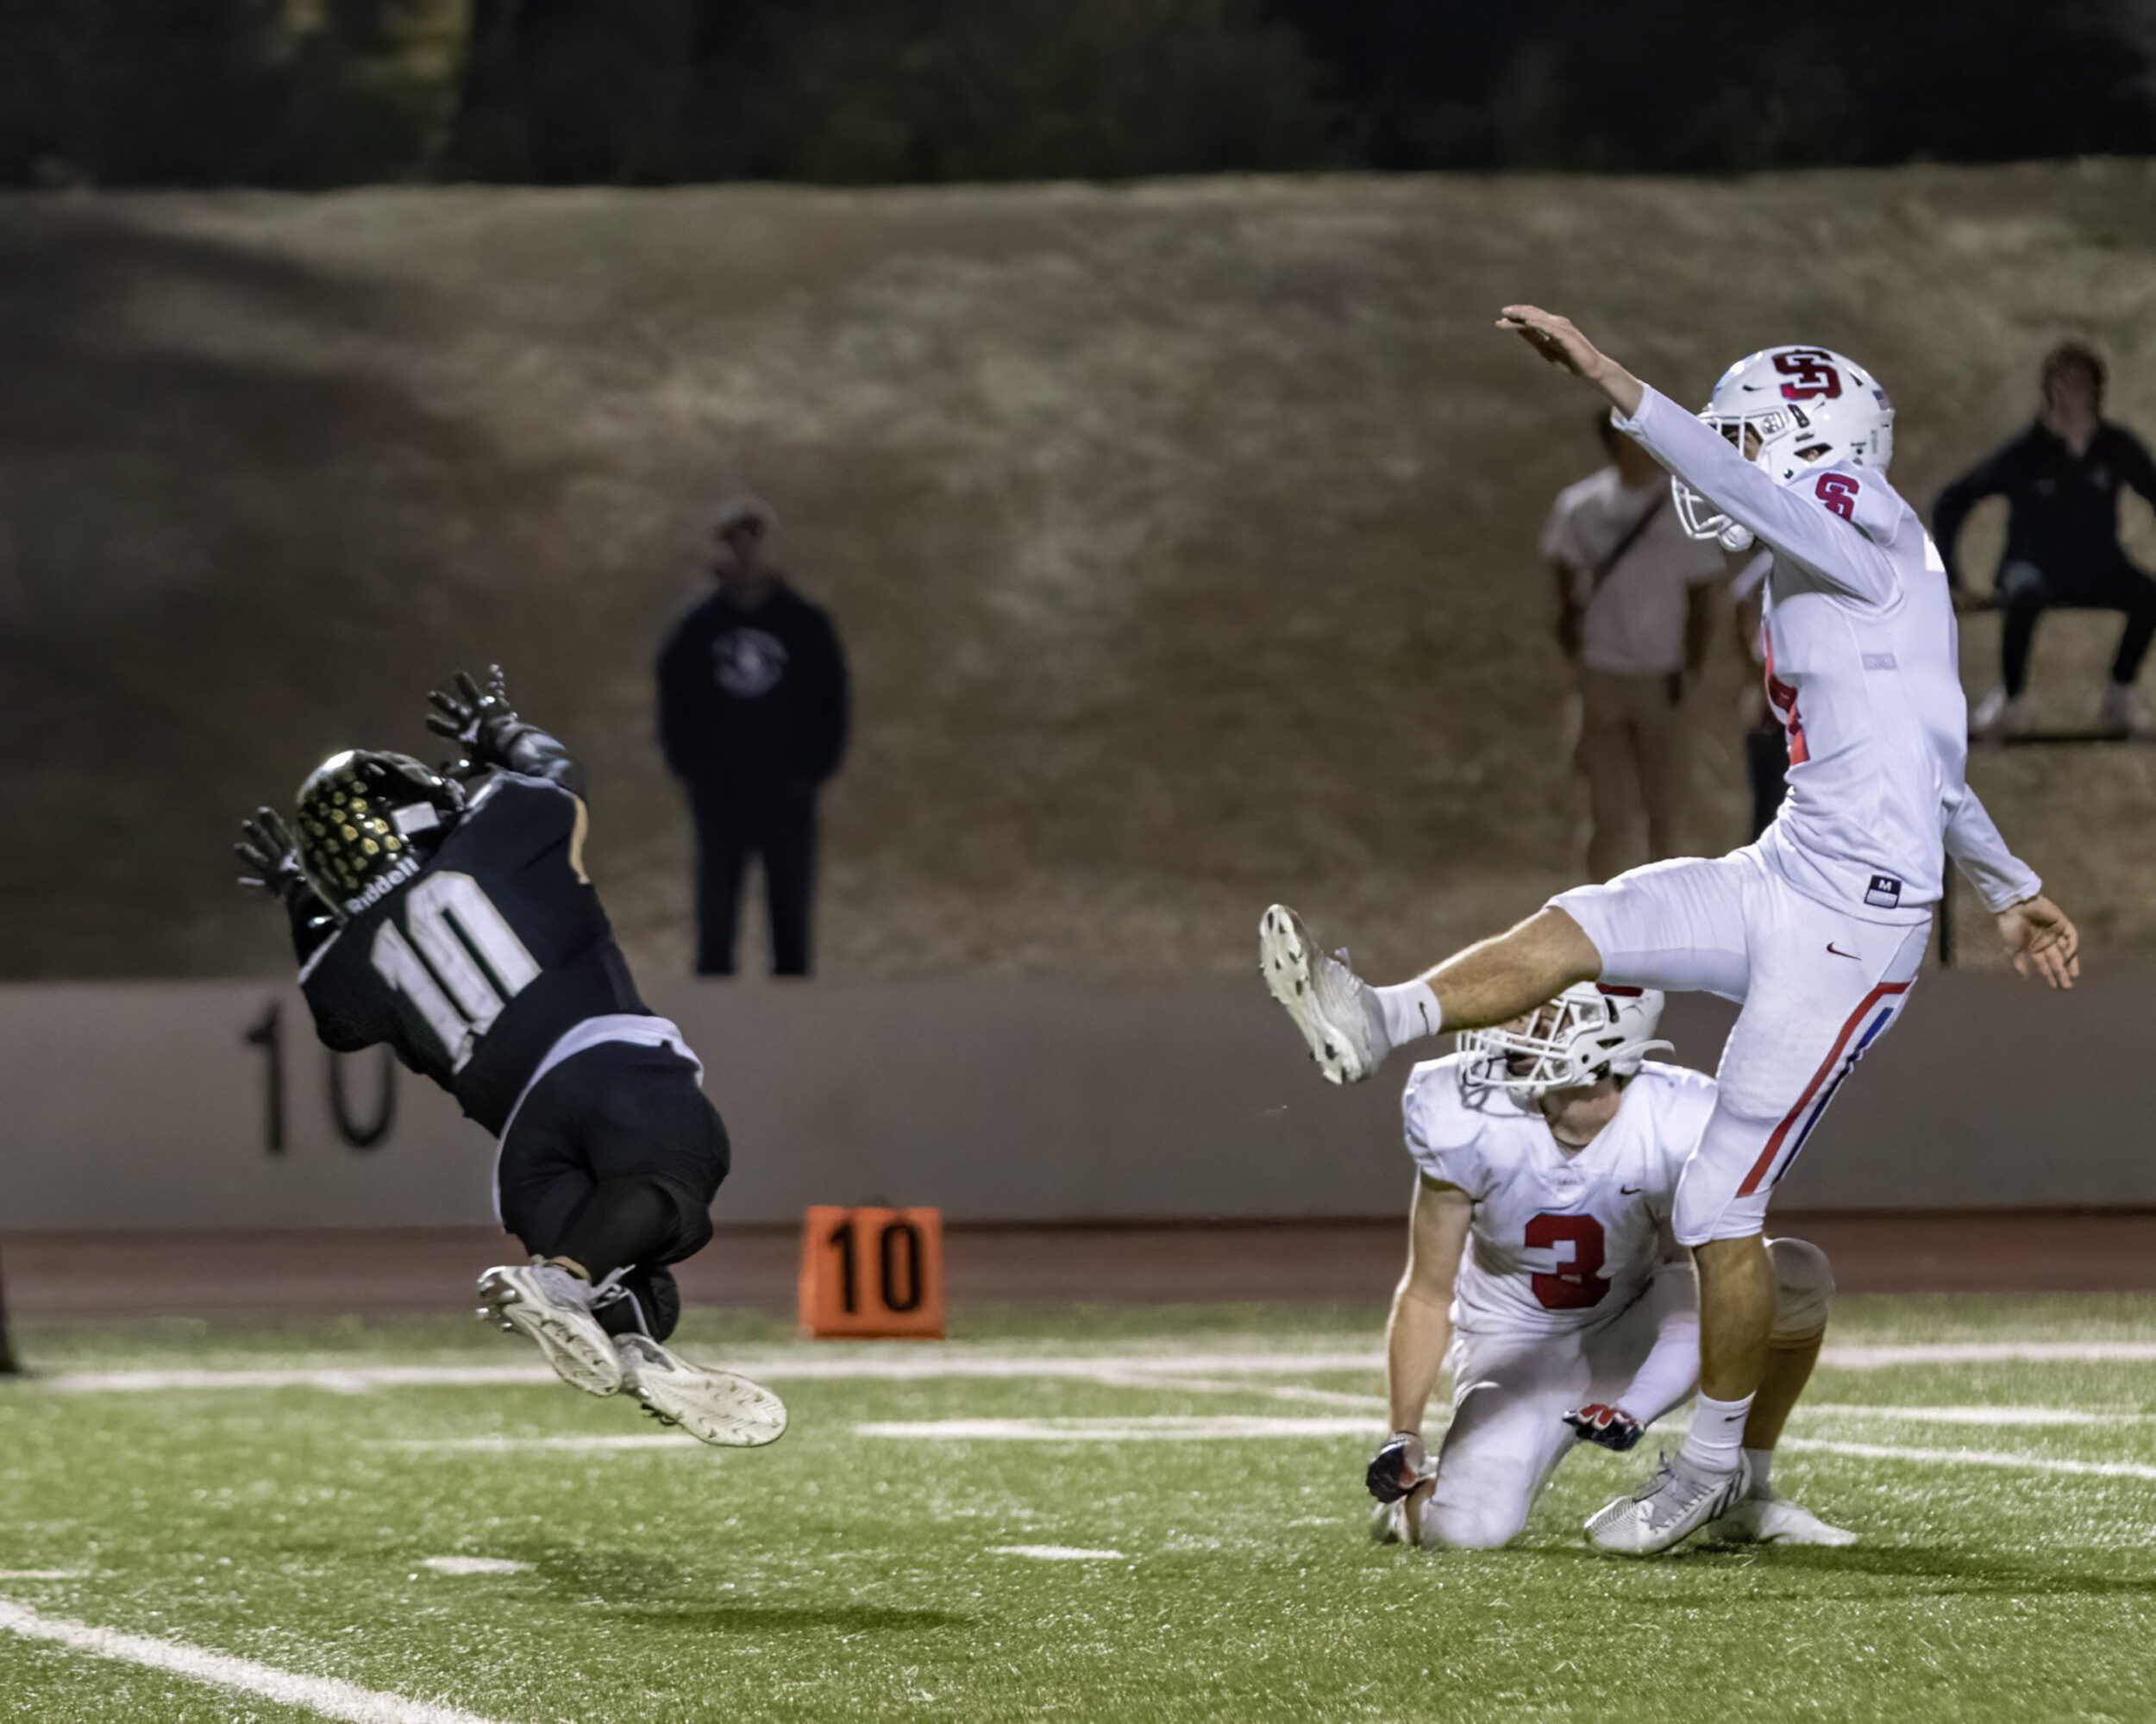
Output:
[{"xmin": 3, "ymin": 1297, "xmax": 2154, "ymax": 1721}]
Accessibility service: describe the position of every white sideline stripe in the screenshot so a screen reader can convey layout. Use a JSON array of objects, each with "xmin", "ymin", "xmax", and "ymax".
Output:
[
  {"xmin": 34, "ymin": 1338, "xmax": 2156, "ymax": 1397},
  {"xmin": 0, "ymin": 1598, "xmax": 506, "ymax": 1724},
  {"xmin": 0, "ymin": 1570, "xmax": 85, "ymax": 1580},
  {"xmin": 988, "ymin": 1545, "xmax": 1125, "ymax": 1561},
  {"xmin": 1782, "ymin": 1438, "xmax": 2156, "ymax": 1482},
  {"xmin": 858, "ymin": 1416, "xmax": 1379, "ymax": 1441}
]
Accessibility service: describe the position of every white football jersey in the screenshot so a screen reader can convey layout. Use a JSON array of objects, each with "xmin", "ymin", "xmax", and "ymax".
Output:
[
  {"xmin": 1402, "ymin": 1055, "xmax": 1718, "ymax": 1338},
  {"xmin": 1619, "ymin": 386, "xmax": 2040, "ymax": 919}
]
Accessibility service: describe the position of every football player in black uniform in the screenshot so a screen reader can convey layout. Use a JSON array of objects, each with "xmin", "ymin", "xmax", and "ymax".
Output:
[{"xmin": 235, "ymin": 667, "xmax": 784, "ymax": 1448}]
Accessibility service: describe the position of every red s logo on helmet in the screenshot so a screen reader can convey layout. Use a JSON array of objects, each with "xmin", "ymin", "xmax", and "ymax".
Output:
[{"xmin": 1775, "ymin": 349, "xmax": 1844, "ymax": 403}]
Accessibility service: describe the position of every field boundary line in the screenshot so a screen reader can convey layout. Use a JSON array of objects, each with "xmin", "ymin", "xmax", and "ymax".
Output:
[{"xmin": 0, "ymin": 1597, "xmax": 508, "ymax": 1724}]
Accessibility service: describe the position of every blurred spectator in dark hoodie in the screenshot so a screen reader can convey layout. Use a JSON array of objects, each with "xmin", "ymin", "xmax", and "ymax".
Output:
[{"xmin": 658, "ymin": 492, "xmax": 849, "ymax": 975}]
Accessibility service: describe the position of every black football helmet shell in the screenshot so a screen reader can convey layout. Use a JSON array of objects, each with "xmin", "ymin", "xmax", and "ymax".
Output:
[{"xmin": 295, "ymin": 750, "xmax": 466, "ymax": 921}]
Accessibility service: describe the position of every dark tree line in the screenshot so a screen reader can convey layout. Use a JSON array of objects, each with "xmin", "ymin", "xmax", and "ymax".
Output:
[{"xmin": 3, "ymin": 0, "xmax": 2153, "ymax": 188}]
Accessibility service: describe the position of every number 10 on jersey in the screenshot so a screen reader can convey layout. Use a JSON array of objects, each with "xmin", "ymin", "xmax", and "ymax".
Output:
[{"xmin": 798, "ymin": 1205, "xmax": 945, "ymax": 1338}]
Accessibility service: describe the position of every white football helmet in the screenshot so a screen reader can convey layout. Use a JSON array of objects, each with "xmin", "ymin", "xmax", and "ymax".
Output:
[
  {"xmin": 1672, "ymin": 346, "xmax": 1895, "ymax": 552},
  {"xmin": 1457, "ymin": 984, "xmax": 1672, "ymax": 1100}
]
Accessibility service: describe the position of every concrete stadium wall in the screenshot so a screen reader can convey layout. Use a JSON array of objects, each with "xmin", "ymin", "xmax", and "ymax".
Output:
[{"xmin": 1, "ymin": 969, "xmax": 2148, "ymax": 1233}]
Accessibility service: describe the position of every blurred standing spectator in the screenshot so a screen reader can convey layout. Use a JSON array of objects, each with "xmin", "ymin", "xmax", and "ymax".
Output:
[
  {"xmin": 1542, "ymin": 413, "xmax": 1730, "ymax": 879},
  {"xmin": 1730, "ymin": 553, "xmax": 1787, "ymax": 842},
  {"xmin": 658, "ymin": 493, "xmax": 849, "ymax": 976},
  {"xmin": 1934, "ymin": 343, "xmax": 2156, "ymax": 737}
]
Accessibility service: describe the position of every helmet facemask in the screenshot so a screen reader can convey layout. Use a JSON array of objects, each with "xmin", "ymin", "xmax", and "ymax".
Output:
[
  {"xmin": 294, "ymin": 750, "xmax": 465, "ymax": 922},
  {"xmin": 1456, "ymin": 984, "xmax": 1672, "ymax": 1101}
]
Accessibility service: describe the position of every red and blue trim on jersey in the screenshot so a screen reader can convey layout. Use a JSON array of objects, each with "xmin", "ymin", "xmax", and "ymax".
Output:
[
  {"xmin": 1737, "ymin": 979, "xmax": 1911, "ymax": 1197},
  {"xmin": 1762, "ymin": 628, "xmax": 1809, "ymax": 766}
]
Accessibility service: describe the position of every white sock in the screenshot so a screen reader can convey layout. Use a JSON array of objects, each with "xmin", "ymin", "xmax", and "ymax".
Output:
[
  {"xmin": 1743, "ymin": 1447, "xmax": 1773, "ymax": 1498},
  {"xmin": 1375, "ymin": 979, "xmax": 1443, "ymax": 1049},
  {"xmin": 1679, "ymin": 1391, "xmax": 1753, "ymax": 1476}
]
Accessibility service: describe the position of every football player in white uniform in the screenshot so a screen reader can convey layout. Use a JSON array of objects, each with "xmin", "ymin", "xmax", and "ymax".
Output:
[
  {"xmin": 1369, "ymin": 984, "xmax": 1850, "ymax": 1550},
  {"xmin": 1265, "ymin": 307, "xmax": 2080, "ymax": 1556}
]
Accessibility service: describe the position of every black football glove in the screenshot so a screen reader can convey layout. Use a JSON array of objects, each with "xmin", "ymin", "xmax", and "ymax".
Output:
[
  {"xmin": 235, "ymin": 808, "xmax": 305, "ymax": 904},
  {"xmin": 425, "ymin": 664, "xmax": 519, "ymax": 780},
  {"xmin": 1563, "ymin": 1402, "xmax": 1645, "ymax": 1452},
  {"xmin": 1365, "ymin": 1431, "xmax": 1432, "ymax": 1503}
]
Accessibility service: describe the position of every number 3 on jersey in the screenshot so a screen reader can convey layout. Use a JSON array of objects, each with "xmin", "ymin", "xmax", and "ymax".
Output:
[
  {"xmin": 1522, "ymin": 1212, "xmax": 1608, "ymax": 1310},
  {"xmin": 369, "ymin": 873, "xmax": 540, "ymax": 1069}
]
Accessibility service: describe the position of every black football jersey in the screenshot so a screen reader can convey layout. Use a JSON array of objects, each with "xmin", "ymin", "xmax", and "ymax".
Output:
[{"xmin": 297, "ymin": 772, "xmax": 652, "ymax": 1133}]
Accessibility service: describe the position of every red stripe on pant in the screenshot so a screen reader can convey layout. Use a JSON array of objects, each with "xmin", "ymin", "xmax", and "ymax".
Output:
[{"xmin": 1735, "ymin": 980, "xmax": 1911, "ymax": 1198}]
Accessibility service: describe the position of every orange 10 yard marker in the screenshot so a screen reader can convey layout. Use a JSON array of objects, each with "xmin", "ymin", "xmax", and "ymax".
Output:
[{"xmin": 798, "ymin": 1206, "xmax": 944, "ymax": 1338}]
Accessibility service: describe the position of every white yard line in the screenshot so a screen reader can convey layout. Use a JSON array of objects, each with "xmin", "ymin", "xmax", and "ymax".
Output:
[
  {"xmin": 0, "ymin": 1598, "xmax": 507, "ymax": 1724},
  {"xmin": 987, "ymin": 1545, "xmax": 1125, "ymax": 1561},
  {"xmin": 419, "ymin": 1558, "xmax": 531, "ymax": 1576},
  {"xmin": 389, "ymin": 1435, "xmax": 701, "ymax": 1452},
  {"xmin": 1820, "ymin": 1342, "xmax": 2156, "ymax": 1369},
  {"xmin": 36, "ymin": 1351, "xmax": 1384, "ymax": 1396},
  {"xmin": 44, "ymin": 1338, "xmax": 2156, "ymax": 1396},
  {"xmin": 1801, "ymin": 1403, "xmax": 2143, "ymax": 1427},
  {"xmin": 858, "ymin": 1415, "xmax": 1380, "ymax": 1440},
  {"xmin": 1780, "ymin": 1438, "xmax": 2156, "ymax": 1483}
]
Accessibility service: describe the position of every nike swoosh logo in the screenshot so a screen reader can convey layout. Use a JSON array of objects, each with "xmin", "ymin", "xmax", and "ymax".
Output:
[
  {"xmin": 1620, "ymin": 1185, "xmax": 1643, "ymax": 1194},
  {"xmin": 1826, "ymin": 943, "xmax": 1862, "ymax": 961}
]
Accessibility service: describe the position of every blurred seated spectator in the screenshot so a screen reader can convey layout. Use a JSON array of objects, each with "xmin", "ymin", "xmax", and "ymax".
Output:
[
  {"xmin": 1542, "ymin": 411, "xmax": 1731, "ymax": 879},
  {"xmin": 1934, "ymin": 342, "xmax": 2156, "ymax": 737},
  {"xmin": 657, "ymin": 492, "xmax": 849, "ymax": 976}
]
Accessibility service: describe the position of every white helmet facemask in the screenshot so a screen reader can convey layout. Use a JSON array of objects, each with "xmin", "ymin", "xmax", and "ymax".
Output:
[
  {"xmin": 1671, "ymin": 345, "xmax": 1896, "ymax": 554},
  {"xmin": 1457, "ymin": 984, "xmax": 1672, "ymax": 1101}
]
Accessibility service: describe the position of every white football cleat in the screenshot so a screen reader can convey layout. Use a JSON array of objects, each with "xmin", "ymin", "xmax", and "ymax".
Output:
[
  {"xmin": 617, "ymin": 1334, "xmax": 788, "ymax": 1449},
  {"xmin": 476, "ymin": 1263, "xmax": 623, "ymax": 1396},
  {"xmin": 1970, "ymin": 686, "xmax": 2034, "ymax": 742},
  {"xmin": 2098, "ymin": 681, "xmax": 2147, "ymax": 737},
  {"xmin": 1584, "ymin": 1451, "xmax": 1751, "ymax": 1558},
  {"xmin": 1702, "ymin": 1493, "xmax": 1857, "ymax": 1547},
  {"xmin": 1259, "ymin": 904, "xmax": 1388, "ymax": 1085}
]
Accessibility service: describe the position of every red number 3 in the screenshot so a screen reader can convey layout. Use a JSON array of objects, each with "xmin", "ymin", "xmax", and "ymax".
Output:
[
  {"xmin": 1774, "ymin": 349, "xmax": 1843, "ymax": 403},
  {"xmin": 1523, "ymin": 1212, "xmax": 1608, "ymax": 1311},
  {"xmin": 1814, "ymin": 473, "xmax": 1859, "ymax": 521}
]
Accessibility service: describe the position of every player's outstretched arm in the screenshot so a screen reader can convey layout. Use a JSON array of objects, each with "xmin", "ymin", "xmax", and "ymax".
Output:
[
  {"xmin": 1996, "ymin": 893, "xmax": 2079, "ymax": 990},
  {"xmin": 1370, "ymin": 1177, "xmax": 1470, "ymax": 1501},
  {"xmin": 427, "ymin": 664, "xmax": 587, "ymax": 797},
  {"xmin": 1496, "ymin": 305, "xmax": 1645, "ymax": 417},
  {"xmin": 1499, "ymin": 304, "xmax": 1896, "ymax": 603}
]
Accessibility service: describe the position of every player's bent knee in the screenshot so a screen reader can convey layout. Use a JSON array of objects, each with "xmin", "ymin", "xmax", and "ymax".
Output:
[
  {"xmin": 1766, "ymin": 1236, "xmax": 1835, "ymax": 1343},
  {"xmin": 1418, "ymin": 1492, "xmax": 1530, "ymax": 1552}
]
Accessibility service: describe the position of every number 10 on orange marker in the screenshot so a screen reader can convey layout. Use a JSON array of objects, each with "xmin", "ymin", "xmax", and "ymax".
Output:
[{"xmin": 798, "ymin": 1206, "xmax": 944, "ymax": 1338}]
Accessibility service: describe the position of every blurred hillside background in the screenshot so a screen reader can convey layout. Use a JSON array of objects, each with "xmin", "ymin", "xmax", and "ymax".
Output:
[
  {"xmin": 6, "ymin": 165, "xmax": 2155, "ymax": 981},
  {"xmin": 4, "ymin": 3, "xmax": 2156, "ymax": 983}
]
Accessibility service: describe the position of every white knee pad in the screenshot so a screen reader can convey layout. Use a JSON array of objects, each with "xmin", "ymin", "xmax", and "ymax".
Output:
[
  {"xmin": 1418, "ymin": 1493, "xmax": 1529, "ymax": 1552},
  {"xmin": 1766, "ymin": 1236, "xmax": 1835, "ymax": 1343}
]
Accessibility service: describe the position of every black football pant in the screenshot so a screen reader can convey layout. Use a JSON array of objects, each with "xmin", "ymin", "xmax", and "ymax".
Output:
[
  {"xmin": 691, "ymin": 787, "xmax": 818, "ymax": 976},
  {"xmin": 495, "ymin": 1042, "xmax": 729, "ymax": 1341},
  {"xmin": 1997, "ymin": 556, "xmax": 2156, "ymax": 697}
]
